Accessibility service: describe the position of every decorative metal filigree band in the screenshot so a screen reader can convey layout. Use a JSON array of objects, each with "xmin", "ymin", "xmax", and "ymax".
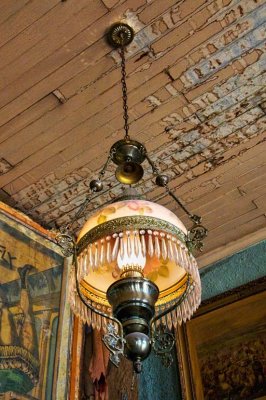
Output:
[
  {"xmin": 102, "ymin": 323, "xmax": 125, "ymax": 367},
  {"xmin": 152, "ymin": 326, "xmax": 175, "ymax": 368},
  {"xmin": 76, "ymin": 215, "xmax": 187, "ymax": 255},
  {"xmin": 187, "ymin": 215, "xmax": 208, "ymax": 252},
  {"xmin": 55, "ymin": 232, "xmax": 75, "ymax": 256}
]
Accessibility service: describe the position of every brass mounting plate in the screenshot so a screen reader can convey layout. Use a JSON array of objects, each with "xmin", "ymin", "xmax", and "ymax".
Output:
[
  {"xmin": 107, "ymin": 23, "xmax": 134, "ymax": 47},
  {"xmin": 110, "ymin": 139, "xmax": 146, "ymax": 165}
]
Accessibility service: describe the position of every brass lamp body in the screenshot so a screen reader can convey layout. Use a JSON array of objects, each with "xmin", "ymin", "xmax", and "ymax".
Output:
[{"xmin": 107, "ymin": 275, "xmax": 159, "ymax": 373}]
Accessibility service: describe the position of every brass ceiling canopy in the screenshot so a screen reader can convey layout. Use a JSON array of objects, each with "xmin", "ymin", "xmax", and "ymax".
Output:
[
  {"xmin": 56, "ymin": 23, "xmax": 208, "ymax": 375},
  {"xmin": 107, "ymin": 23, "xmax": 134, "ymax": 47},
  {"xmin": 111, "ymin": 139, "xmax": 146, "ymax": 184}
]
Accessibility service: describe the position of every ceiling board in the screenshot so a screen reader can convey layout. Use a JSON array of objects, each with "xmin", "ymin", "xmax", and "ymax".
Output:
[{"xmin": 0, "ymin": 0, "xmax": 265, "ymax": 259}]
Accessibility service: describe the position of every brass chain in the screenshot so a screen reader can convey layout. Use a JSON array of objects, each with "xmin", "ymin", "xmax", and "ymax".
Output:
[
  {"xmin": 119, "ymin": 45, "xmax": 130, "ymax": 141},
  {"xmin": 58, "ymin": 156, "xmax": 112, "ymax": 234}
]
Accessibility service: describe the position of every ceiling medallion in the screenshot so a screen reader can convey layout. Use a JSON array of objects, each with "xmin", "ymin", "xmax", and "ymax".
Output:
[{"xmin": 56, "ymin": 23, "xmax": 208, "ymax": 374}]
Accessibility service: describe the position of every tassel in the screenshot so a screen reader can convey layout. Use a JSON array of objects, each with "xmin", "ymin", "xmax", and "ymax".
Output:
[
  {"xmin": 82, "ymin": 304, "xmax": 86, "ymax": 323},
  {"xmin": 167, "ymin": 311, "xmax": 172, "ymax": 330},
  {"xmin": 133, "ymin": 231, "xmax": 140, "ymax": 256},
  {"xmin": 94, "ymin": 242, "xmax": 99, "ymax": 269},
  {"xmin": 180, "ymin": 303, "xmax": 184, "ymax": 323},
  {"xmin": 96, "ymin": 313, "xmax": 102, "ymax": 330},
  {"xmin": 119, "ymin": 232, "xmax": 124, "ymax": 259},
  {"xmin": 140, "ymin": 230, "xmax": 146, "ymax": 256},
  {"xmin": 77, "ymin": 255, "xmax": 82, "ymax": 281},
  {"xmin": 112, "ymin": 233, "xmax": 119, "ymax": 261},
  {"xmin": 171, "ymin": 310, "xmax": 177, "ymax": 328},
  {"xmin": 106, "ymin": 236, "xmax": 112, "ymax": 264},
  {"xmin": 176, "ymin": 307, "xmax": 182, "ymax": 326},
  {"xmin": 177, "ymin": 246, "xmax": 186, "ymax": 269},
  {"xmin": 188, "ymin": 291, "xmax": 195, "ymax": 313},
  {"xmin": 148, "ymin": 230, "xmax": 154, "ymax": 257},
  {"xmin": 186, "ymin": 257, "xmax": 194, "ymax": 276},
  {"xmin": 126, "ymin": 231, "xmax": 132, "ymax": 257},
  {"xmin": 102, "ymin": 317, "xmax": 108, "ymax": 333},
  {"xmin": 153, "ymin": 231, "xmax": 160, "ymax": 259},
  {"xmin": 71, "ymin": 297, "xmax": 76, "ymax": 313},
  {"xmin": 162, "ymin": 315, "xmax": 167, "ymax": 327},
  {"xmin": 160, "ymin": 232, "xmax": 167, "ymax": 260},
  {"xmin": 86, "ymin": 308, "xmax": 92, "ymax": 325},
  {"xmin": 183, "ymin": 298, "xmax": 189, "ymax": 321},
  {"xmin": 100, "ymin": 239, "xmax": 105, "ymax": 266},
  {"xmin": 167, "ymin": 235, "xmax": 174, "ymax": 261},
  {"xmin": 83, "ymin": 249, "xmax": 88, "ymax": 276},
  {"xmin": 179, "ymin": 242, "xmax": 190, "ymax": 272},
  {"xmin": 88, "ymin": 244, "xmax": 94, "ymax": 270},
  {"xmin": 172, "ymin": 239, "xmax": 179, "ymax": 265},
  {"xmin": 186, "ymin": 296, "xmax": 193, "ymax": 320},
  {"xmin": 91, "ymin": 317, "xmax": 95, "ymax": 330},
  {"xmin": 182, "ymin": 247, "xmax": 191, "ymax": 271},
  {"xmin": 76, "ymin": 299, "xmax": 81, "ymax": 318}
]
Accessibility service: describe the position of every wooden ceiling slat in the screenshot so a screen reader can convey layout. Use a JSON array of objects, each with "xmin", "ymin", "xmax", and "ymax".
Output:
[
  {"xmin": 0, "ymin": 0, "xmax": 108, "ymax": 71},
  {"xmin": 0, "ymin": 0, "xmax": 258, "ymax": 123},
  {"xmin": 0, "ymin": 0, "xmax": 30, "ymax": 26},
  {"xmin": 2, "ymin": 0, "xmax": 229, "ymax": 126},
  {"xmin": 152, "ymin": 135, "xmax": 266, "ymax": 210},
  {"xmin": 1, "ymin": 69, "xmax": 169, "ymax": 166},
  {"xmin": 190, "ymin": 169, "xmax": 266, "ymax": 215},
  {"xmin": 203, "ymin": 213, "xmax": 266, "ymax": 253},
  {"xmin": 0, "ymin": 51, "xmax": 152, "ymax": 155},
  {"xmin": 0, "ymin": 0, "xmax": 60, "ymax": 47},
  {"xmin": 0, "ymin": 94, "xmax": 59, "ymax": 144},
  {"xmin": 4, "ymin": 57, "xmax": 258, "ymax": 179},
  {"xmin": 0, "ymin": 0, "xmax": 108, "ymax": 105},
  {"xmin": 203, "ymin": 191, "xmax": 265, "ymax": 227},
  {"xmin": 0, "ymin": 0, "xmax": 148, "ymax": 125},
  {"xmin": 58, "ymin": 0, "xmax": 239, "ymax": 100},
  {"xmin": 10, "ymin": 132, "xmax": 265, "ymax": 227},
  {"xmin": 0, "ymin": 0, "xmax": 265, "ymax": 256},
  {"xmin": 1, "ymin": 68, "xmax": 264, "ymax": 199}
]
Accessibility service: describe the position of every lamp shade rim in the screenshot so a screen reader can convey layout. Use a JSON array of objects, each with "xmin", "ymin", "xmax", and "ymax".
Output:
[
  {"xmin": 77, "ymin": 215, "xmax": 187, "ymax": 254},
  {"xmin": 77, "ymin": 199, "xmax": 188, "ymax": 244}
]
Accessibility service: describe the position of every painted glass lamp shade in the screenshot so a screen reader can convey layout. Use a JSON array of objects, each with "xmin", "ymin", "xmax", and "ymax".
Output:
[{"xmin": 69, "ymin": 199, "xmax": 201, "ymax": 330}]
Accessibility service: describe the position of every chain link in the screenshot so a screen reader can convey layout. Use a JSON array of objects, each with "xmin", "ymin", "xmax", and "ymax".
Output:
[
  {"xmin": 119, "ymin": 45, "xmax": 130, "ymax": 141},
  {"xmin": 98, "ymin": 153, "xmax": 112, "ymax": 179}
]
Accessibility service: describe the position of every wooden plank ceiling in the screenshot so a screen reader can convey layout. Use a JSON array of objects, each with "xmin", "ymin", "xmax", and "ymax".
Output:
[{"xmin": 0, "ymin": 0, "xmax": 265, "ymax": 258}]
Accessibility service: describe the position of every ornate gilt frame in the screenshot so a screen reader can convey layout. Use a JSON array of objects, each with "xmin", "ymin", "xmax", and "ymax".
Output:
[{"xmin": 176, "ymin": 276, "xmax": 266, "ymax": 400}]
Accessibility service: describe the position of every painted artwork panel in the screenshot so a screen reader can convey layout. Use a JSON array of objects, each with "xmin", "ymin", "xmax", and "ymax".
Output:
[
  {"xmin": 0, "ymin": 207, "xmax": 64, "ymax": 399},
  {"xmin": 185, "ymin": 289, "xmax": 266, "ymax": 400}
]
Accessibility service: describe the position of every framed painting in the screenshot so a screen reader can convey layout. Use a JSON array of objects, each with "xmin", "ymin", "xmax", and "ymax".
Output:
[
  {"xmin": 177, "ymin": 277, "xmax": 266, "ymax": 400},
  {"xmin": 0, "ymin": 202, "xmax": 71, "ymax": 399}
]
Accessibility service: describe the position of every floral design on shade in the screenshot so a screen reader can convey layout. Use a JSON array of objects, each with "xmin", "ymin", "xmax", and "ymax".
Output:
[
  {"xmin": 95, "ymin": 207, "xmax": 116, "ymax": 225},
  {"xmin": 95, "ymin": 201, "xmax": 153, "ymax": 225},
  {"xmin": 118, "ymin": 200, "xmax": 153, "ymax": 215},
  {"xmin": 145, "ymin": 257, "xmax": 170, "ymax": 282}
]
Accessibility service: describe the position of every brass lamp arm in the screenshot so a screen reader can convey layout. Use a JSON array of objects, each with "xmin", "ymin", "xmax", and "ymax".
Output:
[
  {"xmin": 150, "ymin": 280, "xmax": 190, "ymax": 336},
  {"xmin": 145, "ymin": 152, "xmax": 208, "ymax": 251}
]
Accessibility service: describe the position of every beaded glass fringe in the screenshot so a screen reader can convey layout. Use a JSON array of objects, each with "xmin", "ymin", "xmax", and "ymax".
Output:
[{"xmin": 69, "ymin": 229, "xmax": 201, "ymax": 330}]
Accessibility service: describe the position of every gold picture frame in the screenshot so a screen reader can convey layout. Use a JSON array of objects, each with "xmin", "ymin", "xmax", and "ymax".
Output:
[{"xmin": 177, "ymin": 277, "xmax": 266, "ymax": 400}]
